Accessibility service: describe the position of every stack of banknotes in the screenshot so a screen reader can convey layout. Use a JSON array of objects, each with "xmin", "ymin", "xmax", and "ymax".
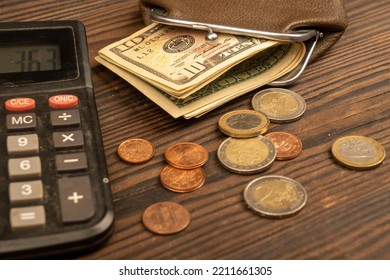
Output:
[{"xmin": 96, "ymin": 23, "xmax": 306, "ymax": 119}]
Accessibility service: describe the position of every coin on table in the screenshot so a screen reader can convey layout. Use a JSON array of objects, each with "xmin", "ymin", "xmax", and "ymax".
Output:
[
  {"xmin": 160, "ymin": 165, "xmax": 206, "ymax": 193},
  {"xmin": 217, "ymin": 136, "xmax": 276, "ymax": 174},
  {"xmin": 251, "ymin": 88, "xmax": 306, "ymax": 123},
  {"xmin": 243, "ymin": 175, "xmax": 307, "ymax": 218},
  {"xmin": 117, "ymin": 138, "xmax": 155, "ymax": 164},
  {"xmin": 165, "ymin": 142, "xmax": 208, "ymax": 169},
  {"xmin": 331, "ymin": 135, "xmax": 386, "ymax": 170},
  {"xmin": 265, "ymin": 132, "xmax": 303, "ymax": 160},
  {"xmin": 142, "ymin": 201, "xmax": 191, "ymax": 235},
  {"xmin": 218, "ymin": 109, "xmax": 270, "ymax": 138}
]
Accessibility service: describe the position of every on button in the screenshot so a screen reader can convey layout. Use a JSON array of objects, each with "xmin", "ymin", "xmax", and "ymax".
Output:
[{"xmin": 49, "ymin": 94, "xmax": 79, "ymax": 109}]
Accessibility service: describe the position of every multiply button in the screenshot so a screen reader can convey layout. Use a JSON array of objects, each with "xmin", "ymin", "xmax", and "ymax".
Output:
[
  {"xmin": 53, "ymin": 130, "xmax": 84, "ymax": 150},
  {"xmin": 58, "ymin": 176, "xmax": 95, "ymax": 223},
  {"xmin": 50, "ymin": 109, "xmax": 80, "ymax": 127}
]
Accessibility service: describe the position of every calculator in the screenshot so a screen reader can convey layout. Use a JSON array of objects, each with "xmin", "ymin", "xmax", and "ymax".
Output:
[{"xmin": 0, "ymin": 21, "xmax": 114, "ymax": 258}]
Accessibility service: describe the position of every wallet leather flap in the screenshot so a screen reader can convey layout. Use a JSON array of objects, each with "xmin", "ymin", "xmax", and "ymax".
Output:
[{"xmin": 139, "ymin": 0, "xmax": 348, "ymax": 61}]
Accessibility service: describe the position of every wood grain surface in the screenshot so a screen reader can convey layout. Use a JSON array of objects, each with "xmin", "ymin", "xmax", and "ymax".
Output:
[{"xmin": 1, "ymin": 0, "xmax": 388, "ymax": 259}]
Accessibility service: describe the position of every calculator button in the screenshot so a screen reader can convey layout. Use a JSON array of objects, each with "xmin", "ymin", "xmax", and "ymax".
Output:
[
  {"xmin": 50, "ymin": 109, "xmax": 80, "ymax": 127},
  {"xmin": 10, "ymin": 206, "xmax": 46, "ymax": 230},
  {"xmin": 58, "ymin": 176, "xmax": 95, "ymax": 223},
  {"xmin": 6, "ymin": 113, "xmax": 37, "ymax": 130},
  {"xmin": 49, "ymin": 94, "xmax": 79, "ymax": 109},
  {"xmin": 53, "ymin": 130, "xmax": 84, "ymax": 150},
  {"xmin": 8, "ymin": 156, "xmax": 42, "ymax": 180},
  {"xmin": 7, "ymin": 134, "xmax": 39, "ymax": 155},
  {"xmin": 9, "ymin": 180, "xmax": 44, "ymax": 204},
  {"xmin": 5, "ymin": 98, "xmax": 36, "ymax": 111},
  {"xmin": 55, "ymin": 152, "xmax": 88, "ymax": 172}
]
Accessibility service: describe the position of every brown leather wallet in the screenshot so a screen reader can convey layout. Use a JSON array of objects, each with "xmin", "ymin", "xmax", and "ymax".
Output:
[{"xmin": 139, "ymin": 0, "xmax": 348, "ymax": 62}]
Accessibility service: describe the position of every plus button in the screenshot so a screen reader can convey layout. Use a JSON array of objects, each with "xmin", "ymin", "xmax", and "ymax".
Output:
[{"xmin": 67, "ymin": 192, "xmax": 84, "ymax": 204}]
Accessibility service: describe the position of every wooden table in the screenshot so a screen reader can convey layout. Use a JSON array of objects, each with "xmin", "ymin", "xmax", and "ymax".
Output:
[{"xmin": 1, "ymin": 0, "xmax": 388, "ymax": 259}]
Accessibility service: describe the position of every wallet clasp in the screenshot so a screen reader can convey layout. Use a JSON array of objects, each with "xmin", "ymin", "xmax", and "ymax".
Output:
[{"xmin": 150, "ymin": 8, "xmax": 322, "ymax": 86}]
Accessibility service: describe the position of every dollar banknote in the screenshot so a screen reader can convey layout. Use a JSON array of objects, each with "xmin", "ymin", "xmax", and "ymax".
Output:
[
  {"xmin": 98, "ymin": 23, "xmax": 280, "ymax": 98},
  {"xmin": 96, "ymin": 40, "xmax": 305, "ymax": 118}
]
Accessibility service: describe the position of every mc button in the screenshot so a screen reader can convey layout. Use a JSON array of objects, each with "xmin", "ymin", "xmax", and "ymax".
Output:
[{"xmin": 6, "ymin": 113, "xmax": 37, "ymax": 131}]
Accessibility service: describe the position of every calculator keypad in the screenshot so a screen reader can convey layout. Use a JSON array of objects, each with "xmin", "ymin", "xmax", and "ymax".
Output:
[{"xmin": 3, "ymin": 93, "xmax": 97, "ymax": 234}]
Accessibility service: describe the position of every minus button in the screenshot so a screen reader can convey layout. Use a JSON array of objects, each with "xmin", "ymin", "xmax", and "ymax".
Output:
[{"xmin": 56, "ymin": 152, "xmax": 88, "ymax": 172}]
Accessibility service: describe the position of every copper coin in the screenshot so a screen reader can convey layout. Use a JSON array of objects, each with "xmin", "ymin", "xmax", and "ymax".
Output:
[
  {"xmin": 160, "ymin": 165, "xmax": 206, "ymax": 193},
  {"xmin": 165, "ymin": 142, "xmax": 208, "ymax": 169},
  {"xmin": 265, "ymin": 132, "xmax": 302, "ymax": 160},
  {"xmin": 117, "ymin": 138, "xmax": 155, "ymax": 164},
  {"xmin": 142, "ymin": 202, "xmax": 191, "ymax": 235}
]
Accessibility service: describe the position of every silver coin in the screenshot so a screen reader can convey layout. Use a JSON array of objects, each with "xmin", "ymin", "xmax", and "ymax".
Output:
[
  {"xmin": 243, "ymin": 175, "xmax": 307, "ymax": 218},
  {"xmin": 217, "ymin": 136, "xmax": 276, "ymax": 174},
  {"xmin": 251, "ymin": 88, "xmax": 306, "ymax": 123}
]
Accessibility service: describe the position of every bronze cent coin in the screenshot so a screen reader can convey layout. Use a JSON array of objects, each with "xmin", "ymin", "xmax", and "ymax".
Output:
[
  {"xmin": 331, "ymin": 135, "xmax": 386, "ymax": 170},
  {"xmin": 117, "ymin": 138, "xmax": 155, "ymax": 164},
  {"xmin": 142, "ymin": 201, "xmax": 191, "ymax": 235},
  {"xmin": 218, "ymin": 109, "xmax": 270, "ymax": 138},
  {"xmin": 265, "ymin": 132, "xmax": 303, "ymax": 160},
  {"xmin": 243, "ymin": 175, "xmax": 307, "ymax": 218},
  {"xmin": 165, "ymin": 142, "xmax": 208, "ymax": 169},
  {"xmin": 160, "ymin": 165, "xmax": 206, "ymax": 193},
  {"xmin": 251, "ymin": 88, "xmax": 306, "ymax": 123}
]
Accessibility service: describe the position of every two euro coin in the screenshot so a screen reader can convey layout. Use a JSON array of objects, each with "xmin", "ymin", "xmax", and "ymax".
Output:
[
  {"xmin": 217, "ymin": 136, "xmax": 276, "ymax": 174},
  {"xmin": 243, "ymin": 175, "xmax": 307, "ymax": 218},
  {"xmin": 252, "ymin": 88, "xmax": 306, "ymax": 123}
]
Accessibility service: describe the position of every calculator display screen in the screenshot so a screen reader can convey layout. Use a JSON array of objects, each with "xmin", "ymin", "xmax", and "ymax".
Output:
[
  {"xmin": 0, "ymin": 44, "xmax": 62, "ymax": 73},
  {"xmin": 0, "ymin": 26, "xmax": 79, "ymax": 85}
]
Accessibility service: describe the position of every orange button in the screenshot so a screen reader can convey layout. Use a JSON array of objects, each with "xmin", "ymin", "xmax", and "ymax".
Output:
[
  {"xmin": 49, "ymin": 94, "xmax": 79, "ymax": 108},
  {"xmin": 5, "ymin": 98, "xmax": 36, "ymax": 111}
]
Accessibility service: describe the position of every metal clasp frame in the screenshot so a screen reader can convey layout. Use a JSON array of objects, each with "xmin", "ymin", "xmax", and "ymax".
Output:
[{"xmin": 150, "ymin": 8, "xmax": 322, "ymax": 86}]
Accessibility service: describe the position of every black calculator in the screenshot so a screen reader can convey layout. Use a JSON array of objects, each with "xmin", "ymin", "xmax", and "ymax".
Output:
[{"xmin": 0, "ymin": 21, "xmax": 114, "ymax": 258}]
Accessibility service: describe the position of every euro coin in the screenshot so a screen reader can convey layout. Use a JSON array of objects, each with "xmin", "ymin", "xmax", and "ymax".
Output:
[
  {"xmin": 218, "ymin": 109, "xmax": 270, "ymax": 138},
  {"xmin": 243, "ymin": 175, "xmax": 307, "ymax": 218},
  {"xmin": 142, "ymin": 201, "xmax": 191, "ymax": 235},
  {"xmin": 331, "ymin": 135, "xmax": 386, "ymax": 170},
  {"xmin": 165, "ymin": 142, "xmax": 208, "ymax": 169},
  {"xmin": 160, "ymin": 165, "xmax": 206, "ymax": 193},
  {"xmin": 117, "ymin": 138, "xmax": 155, "ymax": 164},
  {"xmin": 217, "ymin": 136, "xmax": 276, "ymax": 174},
  {"xmin": 265, "ymin": 132, "xmax": 303, "ymax": 160},
  {"xmin": 251, "ymin": 88, "xmax": 306, "ymax": 123}
]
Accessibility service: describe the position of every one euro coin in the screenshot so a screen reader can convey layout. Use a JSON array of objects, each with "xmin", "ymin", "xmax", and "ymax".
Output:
[{"xmin": 331, "ymin": 135, "xmax": 386, "ymax": 170}]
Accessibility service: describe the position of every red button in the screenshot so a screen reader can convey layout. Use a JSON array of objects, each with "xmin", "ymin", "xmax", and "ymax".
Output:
[
  {"xmin": 5, "ymin": 98, "xmax": 36, "ymax": 111},
  {"xmin": 49, "ymin": 94, "xmax": 79, "ymax": 108}
]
